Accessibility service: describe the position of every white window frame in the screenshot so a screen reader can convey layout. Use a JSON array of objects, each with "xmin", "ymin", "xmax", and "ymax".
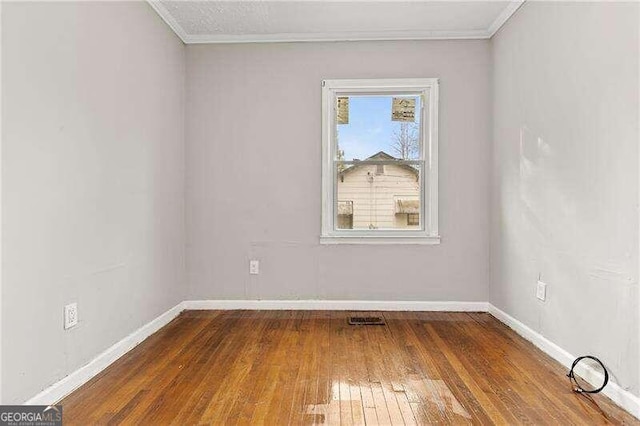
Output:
[{"xmin": 320, "ymin": 78, "xmax": 440, "ymax": 245}]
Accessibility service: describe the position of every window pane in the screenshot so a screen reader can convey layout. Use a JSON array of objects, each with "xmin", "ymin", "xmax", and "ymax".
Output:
[
  {"xmin": 336, "ymin": 162, "xmax": 422, "ymax": 230},
  {"xmin": 336, "ymin": 95, "xmax": 422, "ymax": 161}
]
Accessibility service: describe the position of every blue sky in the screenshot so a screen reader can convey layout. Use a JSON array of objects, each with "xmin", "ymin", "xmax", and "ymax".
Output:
[{"xmin": 337, "ymin": 95, "xmax": 420, "ymax": 161}]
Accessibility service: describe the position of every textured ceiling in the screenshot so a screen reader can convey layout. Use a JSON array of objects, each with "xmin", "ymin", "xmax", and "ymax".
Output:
[{"xmin": 149, "ymin": 1, "xmax": 524, "ymax": 44}]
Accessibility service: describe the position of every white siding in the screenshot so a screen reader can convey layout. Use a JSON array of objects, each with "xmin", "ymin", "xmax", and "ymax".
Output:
[{"xmin": 337, "ymin": 164, "xmax": 420, "ymax": 229}]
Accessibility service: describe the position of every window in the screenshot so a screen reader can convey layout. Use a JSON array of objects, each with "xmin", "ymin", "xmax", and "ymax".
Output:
[{"xmin": 321, "ymin": 78, "xmax": 439, "ymax": 244}]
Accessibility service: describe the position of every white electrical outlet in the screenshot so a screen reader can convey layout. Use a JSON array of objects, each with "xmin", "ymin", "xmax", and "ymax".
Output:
[
  {"xmin": 249, "ymin": 260, "xmax": 260, "ymax": 275},
  {"xmin": 536, "ymin": 281, "xmax": 547, "ymax": 301},
  {"xmin": 64, "ymin": 303, "xmax": 78, "ymax": 329}
]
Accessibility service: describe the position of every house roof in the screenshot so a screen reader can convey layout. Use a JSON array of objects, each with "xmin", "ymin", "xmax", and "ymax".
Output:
[{"xmin": 339, "ymin": 151, "xmax": 419, "ymax": 178}]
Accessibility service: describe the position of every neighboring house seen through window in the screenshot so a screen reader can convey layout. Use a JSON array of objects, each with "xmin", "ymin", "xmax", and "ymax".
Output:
[{"xmin": 321, "ymin": 78, "xmax": 440, "ymax": 244}]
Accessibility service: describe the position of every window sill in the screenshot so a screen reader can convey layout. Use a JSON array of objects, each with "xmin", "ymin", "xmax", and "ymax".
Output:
[{"xmin": 320, "ymin": 235, "xmax": 441, "ymax": 245}]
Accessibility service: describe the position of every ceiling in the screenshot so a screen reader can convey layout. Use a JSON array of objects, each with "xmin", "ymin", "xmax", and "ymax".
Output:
[{"xmin": 148, "ymin": 1, "xmax": 525, "ymax": 44}]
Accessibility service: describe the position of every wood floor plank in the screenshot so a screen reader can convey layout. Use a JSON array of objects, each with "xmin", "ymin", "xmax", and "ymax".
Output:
[
  {"xmin": 347, "ymin": 317, "xmax": 376, "ymax": 426},
  {"xmin": 249, "ymin": 311, "xmax": 296, "ymax": 424},
  {"xmin": 389, "ymin": 313, "xmax": 472, "ymax": 425},
  {"xmin": 60, "ymin": 311, "xmax": 639, "ymax": 425},
  {"xmin": 307, "ymin": 311, "xmax": 332, "ymax": 426},
  {"xmin": 232, "ymin": 311, "xmax": 287, "ymax": 424},
  {"xmin": 452, "ymin": 314, "xmax": 583, "ymax": 425},
  {"xmin": 364, "ymin": 323, "xmax": 407, "ymax": 425},
  {"xmin": 336, "ymin": 312, "xmax": 354, "ymax": 426},
  {"xmin": 466, "ymin": 313, "xmax": 628, "ymax": 425},
  {"xmin": 287, "ymin": 311, "xmax": 316, "ymax": 425}
]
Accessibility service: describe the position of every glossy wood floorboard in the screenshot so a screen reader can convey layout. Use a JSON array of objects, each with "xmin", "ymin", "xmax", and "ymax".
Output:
[{"xmin": 60, "ymin": 311, "xmax": 638, "ymax": 425}]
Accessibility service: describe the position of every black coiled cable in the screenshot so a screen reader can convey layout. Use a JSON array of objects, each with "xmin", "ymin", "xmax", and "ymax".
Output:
[{"xmin": 567, "ymin": 355, "xmax": 609, "ymax": 394}]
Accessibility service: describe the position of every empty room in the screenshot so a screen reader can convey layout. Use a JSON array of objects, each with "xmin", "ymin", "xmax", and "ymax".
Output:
[{"xmin": 0, "ymin": 0, "xmax": 638, "ymax": 424}]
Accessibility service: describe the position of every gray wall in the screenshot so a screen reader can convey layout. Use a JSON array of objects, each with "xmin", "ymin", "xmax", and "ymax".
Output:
[
  {"xmin": 1, "ymin": 2, "xmax": 186, "ymax": 403},
  {"xmin": 186, "ymin": 41, "xmax": 492, "ymax": 301},
  {"xmin": 491, "ymin": 2, "xmax": 639, "ymax": 396}
]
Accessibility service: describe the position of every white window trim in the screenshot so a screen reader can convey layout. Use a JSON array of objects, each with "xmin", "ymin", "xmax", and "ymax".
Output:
[{"xmin": 320, "ymin": 78, "xmax": 440, "ymax": 245}]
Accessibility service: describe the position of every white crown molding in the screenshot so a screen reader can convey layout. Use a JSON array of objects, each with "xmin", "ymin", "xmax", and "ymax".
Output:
[
  {"xmin": 146, "ymin": 1, "xmax": 525, "ymax": 44},
  {"xmin": 147, "ymin": 0, "xmax": 188, "ymax": 43},
  {"xmin": 488, "ymin": 304, "xmax": 640, "ymax": 420},
  {"xmin": 184, "ymin": 29, "xmax": 491, "ymax": 44},
  {"xmin": 487, "ymin": 0, "xmax": 526, "ymax": 38},
  {"xmin": 24, "ymin": 302, "xmax": 184, "ymax": 405}
]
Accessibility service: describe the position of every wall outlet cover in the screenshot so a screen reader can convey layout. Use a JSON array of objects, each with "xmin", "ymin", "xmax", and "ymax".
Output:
[
  {"xmin": 249, "ymin": 260, "xmax": 260, "ymax": 275},
  {"xmin": 64, "ymin": 303, "xmax": 78, "ymax": 329},
  {"xmin": 536, "ymin": 281, "xmax": 547, "ymax": 301}
]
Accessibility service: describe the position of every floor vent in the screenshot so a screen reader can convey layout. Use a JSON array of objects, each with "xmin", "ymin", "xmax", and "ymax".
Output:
[{"xmin": 348, "ymin": 316, "xmax": 385, "ymax": 326}]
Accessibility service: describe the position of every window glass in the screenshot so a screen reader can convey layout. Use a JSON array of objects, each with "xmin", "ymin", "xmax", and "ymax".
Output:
[
  {"xmin": 334, "ymin": 94, "xmax": 423, "ymax": 231},
  {"xmin": 336, "ymin": 95, "xmax": 422, "ymax": 161},
  {"xmin": 335, "ymin": 161, "xmax": 421, "ymax": 230}
]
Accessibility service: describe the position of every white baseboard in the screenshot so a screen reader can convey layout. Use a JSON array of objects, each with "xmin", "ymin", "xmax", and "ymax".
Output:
[
  {"xmin": 488, "ymin": 304, "xmax": 640, "ymax": 420},
  {"xmin": 182, "ymin": 299, "xmax": 490, "ymax": 312},
  {"xmin": 24, "ymin": 302, "xmax": 185, "ymax": 406}
]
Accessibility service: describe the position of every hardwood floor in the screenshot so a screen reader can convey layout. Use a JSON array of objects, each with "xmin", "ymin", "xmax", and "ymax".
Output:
[{"xmin": 60, "ymin": 311, "xmax": 638, "ymax": 425}]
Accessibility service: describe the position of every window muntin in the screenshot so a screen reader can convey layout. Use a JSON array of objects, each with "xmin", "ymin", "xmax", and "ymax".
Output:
[{"xmin": 321, "ymin": 79, "xmax": 439, "ymax": 244}]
